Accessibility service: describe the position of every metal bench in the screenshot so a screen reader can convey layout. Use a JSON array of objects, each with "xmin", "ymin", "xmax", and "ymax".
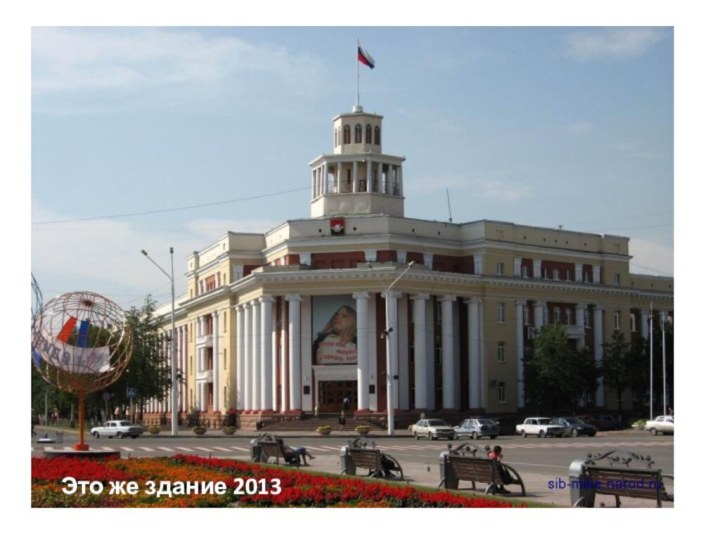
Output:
[
  {"xmin": 570, "ymin": 450, "xmax": 673, "ymax": 507},
  {"xmin": 439, "ymin": 443, "xmax": 526, "ymax": 496},
  {"xmin": 341, "ymin": 438, "xmax": 404, "ymax": 480}
]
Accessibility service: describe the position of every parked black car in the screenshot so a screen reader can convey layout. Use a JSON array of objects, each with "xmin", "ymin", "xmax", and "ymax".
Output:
[{"xmin": 550, "ymin": 417, "xmax": 597, "ymax": 437}]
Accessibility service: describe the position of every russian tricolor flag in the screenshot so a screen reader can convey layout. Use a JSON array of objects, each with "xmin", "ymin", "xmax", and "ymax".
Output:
[{"xmin": 358, "ymin": 44, "xmax": 375, "ymax": 69}]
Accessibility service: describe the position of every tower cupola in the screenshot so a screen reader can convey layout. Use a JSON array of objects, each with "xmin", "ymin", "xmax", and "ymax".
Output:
[{"xmin": 309, "ymin": 107, "xmax": 405, "ymax": 218}]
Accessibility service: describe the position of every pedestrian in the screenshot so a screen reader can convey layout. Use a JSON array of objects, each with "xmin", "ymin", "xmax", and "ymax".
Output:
[
  {"xmin": 487, "ymin": 445, "xmax": 512, "ymax": 494},
  {"xmin": 342, "ymin": 396, "xmax": 350, "ymax": 413},
  {"xmin": 278, "ymin": 438, "xmax": 315, "ymax": 466}
]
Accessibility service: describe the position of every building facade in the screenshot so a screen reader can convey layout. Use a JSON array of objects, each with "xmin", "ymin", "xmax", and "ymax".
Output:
[{"xmin": 146, "ymin": 104, "xmax": 673, "ymax": 426}]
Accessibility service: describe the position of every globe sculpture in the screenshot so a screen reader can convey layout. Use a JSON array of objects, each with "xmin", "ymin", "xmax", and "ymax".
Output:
[{"xmin": 31, "ymin": 291, "xmax": 133, "ymax": 451}]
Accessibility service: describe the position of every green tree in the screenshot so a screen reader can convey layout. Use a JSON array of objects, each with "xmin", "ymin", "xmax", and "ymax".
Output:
[
  {"xmin": 524, "ymin": 324, "xmax": 598, "ymax": 413},
  {"xmin": 602, "ymin": 331, "xmax": 634, "ymax": 413},
  {"xmin": 107, "ymin": 296, "xmax": 171, "ymax": 415}
]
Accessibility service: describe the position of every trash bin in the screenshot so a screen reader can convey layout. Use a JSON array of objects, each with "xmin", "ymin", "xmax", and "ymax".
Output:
[
  {"xmin": 250, "ymin": 438, "xmax": 268, "ymax": 463},
  {"xmin": 340, "ymin": 445, "xmax": 355, "ymax": 475},
  {"xmin": 439, "ymin": 449, "xmax": 458, "ymax": 489},
  {"xmin": 568, "ymin": 459, "xmax": 594, "ymax": 507}
]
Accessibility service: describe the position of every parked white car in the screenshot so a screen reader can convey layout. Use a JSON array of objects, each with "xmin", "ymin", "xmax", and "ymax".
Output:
[
  {"xmin": 91, "ymin": 420, "xmax": 143, "ymax": 439},
  {"xmin": 515, "ymin": 417, "xmax": 566, "ymax": 438},
  {"xmin": 645, "ymin": 415, "xmax": 674, "ymax": 435},
  {"xmin": 411, "ymin": 419, "xmax": 456, "ymax": 440}
]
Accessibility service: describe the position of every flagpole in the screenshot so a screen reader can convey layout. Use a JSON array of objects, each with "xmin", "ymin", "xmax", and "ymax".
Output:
[
  {"xmin": 356, "ymin": 39, "xmax": 360, "ymax": 110},
  {"xmin": 649, "ymin": 302, "xmax": 654, "ymax": 420}
]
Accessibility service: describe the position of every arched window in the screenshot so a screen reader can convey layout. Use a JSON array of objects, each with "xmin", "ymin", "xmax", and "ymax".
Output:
[
  {"xmin": 355, "ymin": 124, "xmax": 362, "ymax": 143},
  {"xmin": 343, "ymin": 125, "xmax": 351, "ymax": 144},
  {"xmin": 334, "ymin": 128, "xmax": 338, "ymax": 147},
  {"xmin": 374, "ymin": 126, "xmax": 381, "ymax": 145},
  {"xmin": 366, "ymin": 124, "xmax": 372, "ymax": 144}
]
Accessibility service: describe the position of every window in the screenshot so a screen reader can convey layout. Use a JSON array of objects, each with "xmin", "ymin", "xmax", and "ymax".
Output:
[
  {"xmin": 614, "ymin": 311, "xmax": 621, "ymax": 330},
  {"xmin": 374, "ymin": 126, "xmax": 381, "ymax": 145},
  {"xmin": 521, "ymin": 266, "xmax": 529, "ymax": 278},
  {"xmin": 630, "ymin": 313, "xmax": 637, "ymax": 333},
  {"xmin": 366, "ymin": 124, "xmax": 372, "ymax": 144},
  {"xmin": 355, "ymin": 124, "xmax": 362, "ymax": 143},
  {"xmin": 496, "ymin": 262, "xmax": 504, "ymax": 275},
  {"xmin": 553, "ymin": 269, "xmax": 560, "ymax": 280},
  {"xmin": 343, "ymin": 125, "xmax": 351, "ymax": 144},
  {"xmin": 497, "ymin": 342, "xmax": 506, "ymax": 363},
  {"xmin": 523, "ymin": 305, "xmax": 530, "ymax": 326},
  {"xmin": 497, "ymin": 302, "xmax": 506, "ymax": 323},
  {"xmin": 614, "ymin": 273, "xmax": 621, "ymax": 285},
  {"xmin": 498, "ymin": 382, "xmax": 506, "ymax": 404}
]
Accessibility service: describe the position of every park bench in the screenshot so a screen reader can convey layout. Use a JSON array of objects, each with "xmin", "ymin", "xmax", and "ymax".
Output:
[
  {"xmin": 570, "ymin": 450, "xmax": 674, "ymax": 507},
  {"xmin": 439, "ymin": 443, "xmax": 526, "ymax": 496},
  {"xmin": 257, "ymin": 436, "xmax": 301, "ymax": 467},
  {"xmin": 341, "ymin": 438, "xmax": 404, "ymax": 480}
]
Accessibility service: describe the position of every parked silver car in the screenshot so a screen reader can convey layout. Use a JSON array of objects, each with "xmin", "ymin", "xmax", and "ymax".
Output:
[
  {"xmin": 453, "ymin": 418, "xmax": 499, "ymax": 439},
  {"xmin": 411, "ymin": 419, "xmax": 456, "ymax": 440}
]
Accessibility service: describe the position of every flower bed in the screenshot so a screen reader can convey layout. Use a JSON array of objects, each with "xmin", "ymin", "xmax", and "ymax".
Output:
[{"xmin": 31, "ymin": 455, "xmax": 525, "ymax": 508}]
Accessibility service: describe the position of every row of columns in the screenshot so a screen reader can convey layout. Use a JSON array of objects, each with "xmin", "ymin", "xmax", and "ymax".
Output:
[
  {"xmin": 311, "ymin": 160, "xmax": 403, "ymax": 199},
  {"xmin": 229, "ymin": 293, "xmax": 482, "ymax": 414}
]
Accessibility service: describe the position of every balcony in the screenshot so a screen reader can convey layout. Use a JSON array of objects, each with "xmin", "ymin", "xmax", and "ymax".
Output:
[{"xmin": 196, "ymin": 369, "xmax": 214, "ymax": 384}]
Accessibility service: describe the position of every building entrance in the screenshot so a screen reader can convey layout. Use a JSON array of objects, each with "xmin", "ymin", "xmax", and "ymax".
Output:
[{"xmin": 317, "ymin": 380, "xmax": 357, "ymax": 413}]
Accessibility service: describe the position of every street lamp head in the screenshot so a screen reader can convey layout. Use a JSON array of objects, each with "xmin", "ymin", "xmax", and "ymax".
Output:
[
  {"xmin": 141, "ymin": 249, "xmax": 148, "ymax": 256},
  {"xmin": 408, "ymin": 260, "xmax": 415, "ymax": 267}
]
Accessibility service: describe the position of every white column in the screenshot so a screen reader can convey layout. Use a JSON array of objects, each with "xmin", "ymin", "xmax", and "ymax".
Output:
[
  {"xmin": 467, "ymin": 297, "xmax": 482, "ymax": 409},
  {"xmin": 575, "ymin": 303, "xmax": 587, "ymax": 348},
  {"xmin": 352, "ymin": 161, "xmax": 358, "ymax": 193},
  {"xmin": 593, "ymin": 305, "xmax": 605, "ymax": 407},
  {"xmin": 367, "ymin": 159, "xmax": 373, "ymax": 191},
  {"xmin": 252, "ymin": 299, "xmax": 261, "ymax": 411},
  {"xmin": 274, "ymin": 298, "xmax": 281, "ymax": 411},
  {"xmin": 534, "ymin": 301, "xmax": 545, "ymax": 328},
  {"xmin": 243, "ymin": 302, "xmax": 252, "ymax": 411},
  {"xmin": 235, "ymin": 305, "xmax": 243, "ymax": 411},
  {"xmin": 286, "ymin": 295, "xmax": 302, "ymax": 411},
  {"xmin": 412, "ymin": 294, "xmax": 429, "ymax": 410},
  {"xmin": 260, "ymin": 295, "xmax": 274, "ymax": 411},
  {"xmin": 515, "ymin": 300, "xmax": 526, "ymax": 408},
  {"xmin": 398, "ymin": 165, "xmax": 403, "ymax": 195},
  {"xmin": 300, "ymin": 298, "xmax": 313, "ymax": 412},
  {"xmin": 353, "ymin": 292, "xmax": 370, "ymax": 411},
  {"xmin": 383, "ymin": 290, "xmax": 401, "ymax": 411},
  {"xmin": 212, "ymin": 311, "xmax": 220, "ymax": 411},
  {"xmin": 575, "ymin": 263, "xmax": 583, "ymax": 282},
  {"xmin": 534, "ymin": 259, "xmax": 542, "ymax": 279},
  {"xmin": 442, "ymin": 295, "xmax": 456, "ymax": 409},
  {"xmin": 425, "ymin": 300, "xmax": 435, "ymax": 410},
  {"xmin": 398, "ymin": 294, "xmax": 410, "ymax": 410}
]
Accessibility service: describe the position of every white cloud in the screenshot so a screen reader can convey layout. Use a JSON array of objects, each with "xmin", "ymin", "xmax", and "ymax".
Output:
[
  {"xmin": 473, "ymin": 178, "xmax": 532, "ymax": 201},
  {"xmin": 566, "ymin": 122, "xmax": 593, "ymax": 133},
  {"xmin": 564, "ymin": 28, "xmax": 666, "ymax": 62},
  {"xmin": 629, "ymin": 237, "xmax": 674, "ymax": 276},
  {"xmin": 32, "ymin": 27, "xmax": 329, "ymax": 100},
  {"xmin": 31, "ymin": 204, "xmax": 287, "ymax": 307}
]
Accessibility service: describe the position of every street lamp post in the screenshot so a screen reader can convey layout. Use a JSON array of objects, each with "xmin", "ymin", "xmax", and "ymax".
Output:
[
  {"xmin": 384, "ymin": 261, "xmax": 415, "ymax": 436},
  {"xmin": 141, "ymin": 248, "xmax": 178, "ymax": 436}
]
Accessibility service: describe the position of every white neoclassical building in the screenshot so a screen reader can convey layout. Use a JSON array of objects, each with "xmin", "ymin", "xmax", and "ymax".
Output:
[{"xmin": 146, "ymin": 103, "xmax": 673, "ymax": 428}]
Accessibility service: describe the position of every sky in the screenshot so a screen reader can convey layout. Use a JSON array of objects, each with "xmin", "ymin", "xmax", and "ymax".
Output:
[
  {"xmin": 6, "ymin": 0, "xmax": 720, "ymax": 532},
  {"xmin": 29, "ymin": 25, "xmax": 675, "ymax": 310}
]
